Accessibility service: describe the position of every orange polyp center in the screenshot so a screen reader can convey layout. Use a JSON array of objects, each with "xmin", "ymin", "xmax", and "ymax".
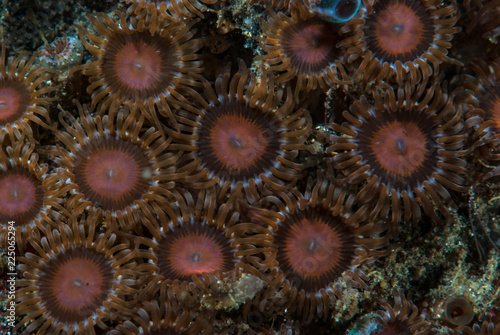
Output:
[
  {"xmin": 285, "ymin": 218, "xmax": 342, "ymax": 278},
  {"xmin": 210, "ymin": 113, "xmax": 269, "ymax": 172},
  {"xmin": 115, "ymin": 42, "xmax": 162, "ymax": 89},
  {"xmin": 291, "ymin": 24, "xmax": 331, "ymax": 66},
  {"xmin": 371, "ymin": 121, "xmax": 427, "ymax": 177},
  {"xmin": 168, "ymin": 234, "xmax": 225, "ymax": 277},
  {"xmin": 0, "ymin": 173, "xmax": 37, "ymax": 217},
  {"xmin": 375, "ymin": 3, "xmax": 424, "ymax": 56},
  {"xmin": 0, "ymin": 87, "xmax": 21, "ymax": 121},
  {"xmin": 53, "ymin": 258, "xmax": 105, "ymax": 310}
]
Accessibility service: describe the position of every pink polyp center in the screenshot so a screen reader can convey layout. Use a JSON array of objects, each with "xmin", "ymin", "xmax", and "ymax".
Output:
[
  {"xmin": 371, "ymin": 120, "xmax": 426, "ymax": 177},
  {"xmin": 0, "ymin": 173, "xmax": 37, "ymax": 216},
  {"xmin": 291, "ymin": 24, "xmax": 331, "ymax": 65},
  {"xmin": 53, "ymin": 258, "xmax": 105, "ymax": 309},
  {"xmin": 0, "ymin": 87, "xmax": 21, "ymax": 121},
  {"xmin": 168, "ymin": 234, "xmax": 224, "ymax": 277},
  {"xmin": 210, "ymin": 113, "xmax": 269, "ymax": 171},
  {"xmin": 115, "ymin": 42, "xmax": 162, "ymax": 89},
  {"xmin": 285, "ymin": 218, "xmax": 342, "ymax": 278},
  {"xmin": 375, "ymin": 3, "xmax": 423, "ymax": 55},
  {"xmin": 83, "ymin": 149, "xmax": 140, "ymax": 199}
]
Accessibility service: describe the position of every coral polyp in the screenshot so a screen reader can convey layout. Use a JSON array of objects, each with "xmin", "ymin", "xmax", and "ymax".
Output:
[
  {"xmin": 0, "ymin": 46, "xmax": 56, "ymax": 138},
  {"xmin": 133, "ymin": 188, "xmax": 275, "ymax": 309},
  {"xmin": 372, "ymin": 290, "xmax": 433, "ymax": 335},
  {"xmin": 52, "ymin": 103, "xmax": 178, "ymax": 231},
  {"xmin": 78, "ymin": 11, "xmax": 202, "ymax": 131},
  {"xmin": 326, "ymin": 82, "xmax": 469, "ymax": 223},
  {"xmin": 250, "ymin": 179, "xmax": 389, "ymax": 323},
  {"xmin": 171, "ymin": 61, "xmax": 312, "ymax": 203},
  {"xmin": 0, "ymin": 130, "xmax": 67, "ymax": 251},
  {"xmin": 15, "ymin": 213, "xmax": 148, "ymax": 334},
  {"xmin": 344, "ymin": 0, "xmax": 462, "ymax": 84},
  {"xmin": 443, "ymin": 296, "xmax": 475, "ymax": 326},
  {"xmin": 259, "ymin": 10, "xmax": 349, "ymax": 101}
]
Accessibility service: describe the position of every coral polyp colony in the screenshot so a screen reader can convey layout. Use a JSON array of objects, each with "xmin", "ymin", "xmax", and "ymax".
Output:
[{"xmin": 1, "ymin": 0, "xmax": 499, "ymax": 334}]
